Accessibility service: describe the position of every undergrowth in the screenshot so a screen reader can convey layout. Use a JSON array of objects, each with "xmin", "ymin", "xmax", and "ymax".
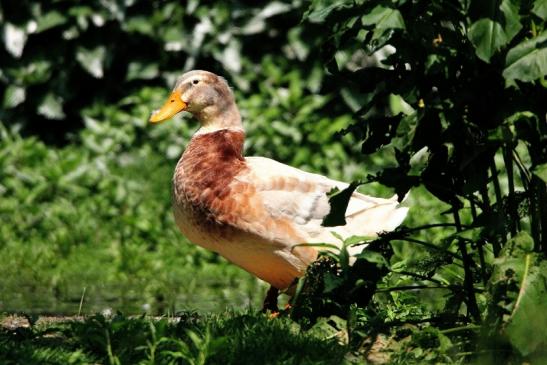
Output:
[{"xmin": 0, "ymin": 312, "xmax": 347, "ymax": 365}]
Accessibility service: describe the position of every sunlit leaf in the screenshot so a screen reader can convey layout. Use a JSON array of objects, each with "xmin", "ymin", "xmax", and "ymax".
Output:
[
  {"xmin": 35, "ymin": 11, "xmax": 67, "ymax": 33},
  {"xmin": 259, "ymin": 1, "xmax": 291, "ymax": 18},
  {"xmin": 38, "ymin": 93, "xmax": 66, "ymax": 120},
  {"xmin": 532, "ymin": 0, "xmax": 547, "ymax": 21},
  {"xmin": 126, "ymin": 62, "xmax": 159, "ymax": 81},
  {"xmin": 123, "ymin": 16, "xmax": 154, "ymax": 35},
  {"xmin": 76, "ymin": 46, "xmax": 106, "ymax": 78},
  {"xmin": 3, "ymin": 23, "xmax": 27, "ymax": 58},
  {"xmin": 468, "ymin": 0, "xmax": 522, "ymax": 62},
  {"xmin": 220, "ymin": 39, "xmax": 242, "ymax": 73},
  {"xmin": 503, "ymin": 30, "xmax": 547, "ymax": 83},
  {"xmin": 532, "ymin": 163, "xmax": 547, "ymax": 183},
  {"xmin": 2, "ymin": 85, "xmax": 25, "ymax": 109},
  {"xmin": 361, "ymin": 5, "xmax": 405, "ymax": 40},
  {"xmin": 505, "ymin": 260, "xmax": 547, "ymax": 356}
]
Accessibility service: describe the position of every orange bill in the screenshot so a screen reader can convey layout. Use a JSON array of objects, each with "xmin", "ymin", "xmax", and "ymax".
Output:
[{"xmin": 149, "ymin": 91, "xmax": 187, "ymax": 123}]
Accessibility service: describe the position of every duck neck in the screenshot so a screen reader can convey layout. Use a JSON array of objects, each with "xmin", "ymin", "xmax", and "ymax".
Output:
[{"xmin": 194, "ymin": 102, "xmax": 243, "ymax": 135}]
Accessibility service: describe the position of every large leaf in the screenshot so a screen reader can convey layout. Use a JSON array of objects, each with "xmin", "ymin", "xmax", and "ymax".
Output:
[
  {"xmin": 532, "ymin": 163, "xmax": 547, "ymax": 183},
  {"xmin": 502, "ymin": 30, "xmax": 547, "ymax": 83},
  {"xmin": 361, "ymin": 5, "xmax": 405, "ymax": 40},
  {"xmin": 505, "ymin": 259, "xmax": 547, "ymax": 356},
  {"xmin": 468, "ymin": 0, "xmax": 522, "ymax": 62},
  {"xmin": 532, "ymin": 0, "xmax": 547, "ymax": 21}
]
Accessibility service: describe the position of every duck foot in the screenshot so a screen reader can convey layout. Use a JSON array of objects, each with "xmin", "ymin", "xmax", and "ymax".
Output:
[{"xmin": 261, "ymin": 285, "xmax": 279, "ymax": 313}]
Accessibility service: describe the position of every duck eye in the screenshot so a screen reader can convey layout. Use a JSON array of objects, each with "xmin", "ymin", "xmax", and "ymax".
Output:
[{"xmin": 192, "ymin": 79, "xmax": 199, "ymax": 85}]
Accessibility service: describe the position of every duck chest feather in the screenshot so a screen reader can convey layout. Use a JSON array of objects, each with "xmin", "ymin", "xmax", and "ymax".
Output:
[{"xmin": 172, "ymin": 129, "xmax": 257, "ymax": 239}]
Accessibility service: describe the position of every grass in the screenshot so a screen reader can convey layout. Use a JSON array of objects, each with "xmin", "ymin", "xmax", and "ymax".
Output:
[
  {"xmin": 0, "ymin": 126, "xmax": 266, "ymax": 315},
  {"xmin": 0, "ymin": 312, "xmax": 348, "ymax": 365},
  {"xmin": 0, "ymin": 110, "xmax": 462, "ymax": 364}
]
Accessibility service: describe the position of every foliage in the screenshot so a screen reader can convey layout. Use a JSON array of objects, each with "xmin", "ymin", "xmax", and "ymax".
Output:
[
  {"xmin": 0, "ymin": 0, "xmax": 366, "ymax": 178},
  {"xmin": 1, "ymin": 0, "xmax": 546, "ymax": 363},
  {"xmin": 288, "ymin": 0, "xmax": 547, "ymax": 363},
  {"xmin": 0, "ymin": 123, "xmax": 266, "ymax": 314},
  {"xmin": 0, "ymin": 0, "xmax": 368, "ymax": 314}
]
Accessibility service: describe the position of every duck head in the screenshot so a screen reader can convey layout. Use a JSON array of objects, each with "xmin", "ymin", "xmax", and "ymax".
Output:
[{"xmin": 149, "ymin": 70, "xmax": 242, "ymax": 132}]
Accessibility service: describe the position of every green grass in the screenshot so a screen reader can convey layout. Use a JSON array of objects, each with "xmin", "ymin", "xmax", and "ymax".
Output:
[
  {"xmin": 0, "ymin": 312, "xmax": 348, "ymax": 365},
  {"xmin": 0, "ymin": 126, "xmax": 265, "ymax": 315},
  {"xmin": 0, "ymin": 125, "xmax": 451, "ymax": 316}
]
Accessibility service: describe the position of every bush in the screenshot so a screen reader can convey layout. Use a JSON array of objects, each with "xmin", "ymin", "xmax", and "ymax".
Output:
[{"xmin": 286, "ymin": 0, "xmax": 547, "ymax": 363}]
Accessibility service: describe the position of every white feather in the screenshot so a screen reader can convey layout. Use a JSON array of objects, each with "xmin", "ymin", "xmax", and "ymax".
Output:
[{"xmin": 244, "ymin": 156, "xmax": 409, "ymax": 253}]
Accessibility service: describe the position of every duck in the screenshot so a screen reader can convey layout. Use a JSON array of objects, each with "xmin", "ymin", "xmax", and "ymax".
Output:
[{"xmin": 149, "ymin": 70, "xmax": 408, "ymax": 310}]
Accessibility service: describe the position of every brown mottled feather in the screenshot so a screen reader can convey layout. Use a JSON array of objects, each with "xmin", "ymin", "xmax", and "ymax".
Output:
[{"xmin": 172, "ymin": 129, "xmax": 317, "ymax": 289}]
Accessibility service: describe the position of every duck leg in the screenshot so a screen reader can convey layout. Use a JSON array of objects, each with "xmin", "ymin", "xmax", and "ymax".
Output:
[{"xmin": 261, "ymin": 285, "xmax": 279, "ymax": 312}]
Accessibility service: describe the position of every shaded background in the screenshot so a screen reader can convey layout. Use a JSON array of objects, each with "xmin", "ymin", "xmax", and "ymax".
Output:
[{"xmin": 1, "ymin": 0, "xmax": 403, "ymax": 314}]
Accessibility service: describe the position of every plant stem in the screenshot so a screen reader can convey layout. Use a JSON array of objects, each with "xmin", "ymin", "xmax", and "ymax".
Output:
[
  {"xmin": 503, "ymin": 146, "xmax": 519, "ymax": 236},
  {"xmin": 440, "ymin": 324, "xmax": 481, "ymax": 334},
  {"xmin": 529, "ymin": 176, "xmax": 546, "ymax": 254},
  {"xmin": 476, "ymin": 239, "xmax": 488, "ymax": 287},
  {"xmin": 78, "ymin": 287, "xmax": 87, "ymax": 317},
  {"xmin": 480, "ymin": 185, "xmax": 502, "ymax": 256},
  {"xmin": 490, "ymin": 159, "xmax": 502, "ymax": 206},
  {"xmin": 512, "ymin": 149, "xmax": 531, "ymax": 188},
  {"xmin": 540, "ymin": 181, "xmax": 547, "ymax": 255},
  {"xmin": 376, "ymin": 284, "xmax": 484, "ymax": 293},
  {"xmin": 457, "ymin": 238, "xmax": 481, "ymax": 323},
  {"xmin": 383, "ymin": 314, "xmax": 471, "ymax": 327},
  {"xmin": 469, "ymin": 197, "xmax": 477, "ymax": 220},
  {"xmin": 468, "ymin": 198, "xmax": 489, "ymax": 284},
  {"xmin": 400, "ymin": 223, "xmax": 473, "ymax": 234},
  {"xmin": 453, "ymin": 205, "xmax": 462, "ymax": 232},
  {"xmin": 401, "ymin": 237, "xmax": 464, "ymax": 262},
  {"xmin": 389, "ymin": 269, "xmax": 444, "ymax": 285}
]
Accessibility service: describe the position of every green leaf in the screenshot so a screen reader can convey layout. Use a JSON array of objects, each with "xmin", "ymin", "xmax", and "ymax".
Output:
[
  {"xmin": 35, "ymin": 11, "xmax": 67, "ymax": 33},
  {"xmin": 468, "ymin": 0, "xmax": 522, "ymax": 62},
  {"xmin": 340, "ymin": 87, "xmax": 374, "ymax": 112},
  {"xmin": 76, "ymin": 46, "xmax": 106, "ymax": 78},
  {"xmin": 322, "ymin": 183, "xmax": 359, "ymax": 227},
  {"xmin": 123, "ymin": 16, "xmax": 154, "ymax": 35},
  {"xmin": 305, "ymin": 0, "xmax": 353, "ymax": 24},
  {"xmin": 532, "ymin": 163, "xmax": 547, "ymax": 182},
  {"xmin": 126, "ymin": 62, "xmax": 159, "ymax": 81},
  {"xmin": 499, "ymin": 232, "xmax": 535, "ymax": 257},
  {"xmin": 354, "ymin": 250, "xmax": 388, "ymax": 267},
  {"xmin": 505, "ymin": 259, "xmax": 547, "ymax": 356},
  {"xmin": 2, "ymin": 85, "xmax": 25, "ymax": 109},
  {"xmin": 361, "ymin": 5, "xmax": 405, "ymax": 40},
  {"xmin": 323, "ymin": 272, "xmax": 344, "ymax": 293},
  {"xmin": 38, "ymin": 93, "xmax": 65, "ymax": 120},
  {"xmin": 344, "ymin": 235, "xmax": 372, "ymax": 245},
  {"xmin": 503, "ymin": 30, "xmax": 547, "ymax": 83},
  {"xmin": 3, "ymin": 23, "xmax": 27, "ymax": 58},
  {"xmin": 532, "ymin": 0, "xmax": 547, "ymax": 21},
  {"xmin": 409, "ymin": 146, "xmax": 430, "ymax": 175}
]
